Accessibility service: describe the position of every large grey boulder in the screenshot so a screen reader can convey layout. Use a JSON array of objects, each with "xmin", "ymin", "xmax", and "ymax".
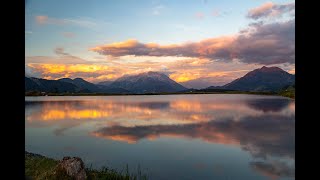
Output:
[{"xmin": 56, "ymin": 156, "xmax": 87, "ymax": 180}]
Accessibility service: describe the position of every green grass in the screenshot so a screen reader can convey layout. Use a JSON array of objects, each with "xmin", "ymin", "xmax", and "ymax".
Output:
[
  {"xmin": 86, "ymin": 165, "xmax": 148, "ymax": 180},
  {"xmin": 25, "ymin": 152, "xmax": 148, "ymax": 180},
  {"xmin": 278, "ymin": 84, "xmax": 295, "ymax": 99},
  {"xmin": 278, "ymin": 89, "xmax": 295, "ymax": 99},
  {"xmin": 25, "ymin": 153, "xmax": 61, "ymax": 180}
]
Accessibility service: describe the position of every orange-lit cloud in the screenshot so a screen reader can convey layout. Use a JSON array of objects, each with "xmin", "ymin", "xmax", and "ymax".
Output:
[
  {"xmin": 169, "ymin": 69, "xmax": 249, "ymax": 83},
  {"xmin": 26, "ymin": 63, "xmax": 123, "ymax": 82},
  {"xmin": 90, "ymin": 36, "xmax": 235, "ymax": 61},
  {"xmin": 90, "ymin": 19, "xmax": 294, "ymax": 65},
  {"xmin": 28, "ymin": 64, "xmax": 109, "ymax": 73},
  {"xmin": 288, "ymin": 68, "xmax": 295, "ymax": 74},
  {"xmin": 169, "ymin": 72, "xmax": 201, "ymax": 82}
]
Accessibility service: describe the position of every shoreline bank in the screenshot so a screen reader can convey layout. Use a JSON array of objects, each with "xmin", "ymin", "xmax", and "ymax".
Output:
[
  {"xmin": 25, "ymin": 151, "xmax": 148, "ymax": 180},
  {"xmin": 25, "ymin": 91, "xmax": 294, "ymax": 99}
]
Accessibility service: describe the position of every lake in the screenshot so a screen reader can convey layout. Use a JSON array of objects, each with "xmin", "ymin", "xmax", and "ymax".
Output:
[{"xmin": 25, "ymin": 94, "xmax": 295, "ymax": 180}]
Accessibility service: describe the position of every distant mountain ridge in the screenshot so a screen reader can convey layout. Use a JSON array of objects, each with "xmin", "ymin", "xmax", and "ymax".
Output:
[
  {"xmin": 206, "ymin": 66, "xmax": 295, "ymax": 92},
  {"xmin": 108, "ymin": 71, "xmax": 187, "ymax": 93},
  {"xmin": 25, "ymin": 67, "xmax": 294, "ymax": 94},
  {"xmin": 58, "ymin": 78, "xmax": 101, "ymax": 92},
  {"xmin": 25, "ymin": 77, "xmax": 83, "ymax": 93},
  {"xmin": 97, "ymin": 80, "xmax": 113, "ymax": 86},
  {"xmin": 25, "ymin": 71, "xmax": 187, "ymax": 94}
]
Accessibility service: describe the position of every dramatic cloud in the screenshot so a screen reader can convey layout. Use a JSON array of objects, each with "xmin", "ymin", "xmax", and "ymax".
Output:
[
  {"xmin": 91, "ymin": 19, "xmax": 294, "ymax": 65},
  {"xmin": 91, "ymin": 37, "xmax": 233, "ymax": 60},
  {"xmin": 27, "ymin": 3, "xmax": 295, "ymax": 85},
  {"xmin": 247, "ymin": 2, "xmax": 295, "ymax": 20}
]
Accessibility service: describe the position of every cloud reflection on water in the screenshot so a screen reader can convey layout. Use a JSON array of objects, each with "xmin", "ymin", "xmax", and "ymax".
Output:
[{"xmin": 25, "ymin": 95, "xmax": 294, "ymax": 179}]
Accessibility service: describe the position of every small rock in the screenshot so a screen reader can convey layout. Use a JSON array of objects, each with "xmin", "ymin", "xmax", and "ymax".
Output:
[{"xmin": 56, "ymin": 156, "xmax": 87, "ymax": 180}]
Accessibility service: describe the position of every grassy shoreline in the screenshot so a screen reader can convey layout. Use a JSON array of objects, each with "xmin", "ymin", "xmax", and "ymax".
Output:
[
  {"xmin": 25, "ymin": 151, "xmax": 148, "ymax": 180},
  {"xmin": 25, "ymin": 90, "xmax": 294, "ymax": 99}
]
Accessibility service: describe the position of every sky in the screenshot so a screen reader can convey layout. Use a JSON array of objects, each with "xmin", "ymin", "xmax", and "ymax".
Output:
[{"xmin": 25, "ymin": 0, "xmax": 295, "ymax": 89}]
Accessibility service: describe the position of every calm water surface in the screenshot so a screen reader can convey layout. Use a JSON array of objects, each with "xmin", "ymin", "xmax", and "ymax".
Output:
[{"xmin": 25, "ymin": 94, "xmax": 295, "ymax": 180}]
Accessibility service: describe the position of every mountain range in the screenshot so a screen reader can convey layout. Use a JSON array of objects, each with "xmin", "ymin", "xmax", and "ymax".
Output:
[
  {"xmin": 206, "ymin": 66, "xmax": 295, "ymax": 92},
  {"xmin": 25, "ymin": 66, "xmax": 295, "ymax": 94},
  {"xmin": 58, "ymin": 78, "xmax": 101, "ymax": 92},
  {"xmin": 25, "ymin": 77, "xmax": 82, "ymax": 93},
  {"xmin": 25, "ymin": 71, "xmax": 187, "ymax": 94},
  {"xmin": 108, "ymin": 71, "xmax": 187, "ymax": 93}
]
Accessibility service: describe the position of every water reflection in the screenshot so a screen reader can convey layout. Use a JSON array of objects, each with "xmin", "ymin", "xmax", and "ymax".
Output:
[
  {"xmin": 92, "ymin": 114, "xmax": 294, "ymax": 158},
  {"xmin": 250, "ymin": 160, "xmax": 295, "ymax": 179},
  {"xmin": 26, "ymin": 96, "xmax": 294, "ymax": 126},
  {"xmin": 244, "ymin": 98, "xmax": 291, "ymax": 112},
  {"xmin": 25, "ymin": 95, "xmax": 294, "ymax": 179}
]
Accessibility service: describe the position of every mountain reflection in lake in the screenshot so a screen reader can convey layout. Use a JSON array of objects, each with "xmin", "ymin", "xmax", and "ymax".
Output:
[{"xmin": 25, "ymin": 94, "xmax": 294, "ymax": 180}]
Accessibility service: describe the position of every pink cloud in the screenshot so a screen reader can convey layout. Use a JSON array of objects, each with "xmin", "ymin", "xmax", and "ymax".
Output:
[
  {"xmin": 247, "ymin": 2, "xmax": 295, "ymax": 20},
  {"xmin": 90, "ymin": 20, "xmax": 294, "ymax": 65}
]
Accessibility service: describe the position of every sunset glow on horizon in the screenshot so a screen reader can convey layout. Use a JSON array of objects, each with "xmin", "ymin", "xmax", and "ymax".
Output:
[{"xmin": 26, "ymin": 0, "xmax": 295, "ymax": 88}]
